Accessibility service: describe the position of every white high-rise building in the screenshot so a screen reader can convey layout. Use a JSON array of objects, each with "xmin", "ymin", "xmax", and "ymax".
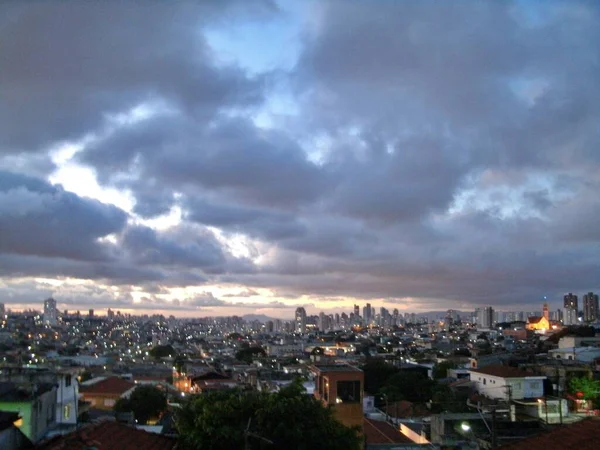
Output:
[
  {"xmin": 43, "ymin": 297, "xmax": 58, "ymax": 326},
  {"xmin": 295, "ymin": 307, "xmax": 307, "ymax": 333},
  {"xmin": 563, "ymin": 293, "xmax": 578, "ymax": 325},
  {"xmin": 476, "ymin": 306, "xmax": 494, "ymax": 329}
]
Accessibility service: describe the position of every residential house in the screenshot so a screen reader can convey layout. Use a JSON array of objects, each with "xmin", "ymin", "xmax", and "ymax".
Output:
[
  {"xmin": 54, "ymin": 371, "xmax": 78, "ymax": 428},
  {"xmin": 35, "ymin": 420, "xmax": 177, "ymax": 450},
  {"xmin": 79, "ymin": 377, "xmax": 135, "ymax": 410},
  {"xmin": 469, "ymin": 365, "xmax": 545, "ymax": 401},
  {"xmin": 0, "ymin": 411, "xmax": 31, "ymax": 450},
  {"xmin": 498, "ymin": 417, "xmax": 600, "ymax": 449},
  {"xmin": 0, "ymin": 382, "xmax": 57, "ymax": 443},
  {"xmin": 311, "ymin": 364, "xmax": 364, "ymax": 433},
  {"xmin": 548, "ymin": 347, "xmax": 600, "ymax": 363}
]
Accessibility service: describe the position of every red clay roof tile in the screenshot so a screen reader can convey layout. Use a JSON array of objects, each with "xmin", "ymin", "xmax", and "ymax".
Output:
[
  {"xmin": 36, "ymin": 420, "xmax": 177, "ymax": 450},
  {"xmin": 499, "ymin": 418, "xmax": 600, "ymax": 449},
  {"xmin": 80, "ymin": 377, "xmax": 135, "ymax": 396}
]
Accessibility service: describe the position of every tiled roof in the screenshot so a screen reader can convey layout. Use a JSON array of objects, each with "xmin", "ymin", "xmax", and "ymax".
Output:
[
  {"xmin": 499, "ymin": 418, "xmax": 600, "ymax": 449},
  {"xmin": 470, "ymin": 365, "xmax": 538, "ymax": 379},
  {"xmin": 364, "ymin": 418, "xmax": 414, "ymax": 445},
  {"xmin": 80, "ymin": 377, "xmax": 135, "ymax": 396},
  {"xmin": 383, "ymin": 400, "xmax": 429, "ymax": 419},
  {"xmin": 36, "ymin": 420, "xmax": 177, "ymax": 450}
]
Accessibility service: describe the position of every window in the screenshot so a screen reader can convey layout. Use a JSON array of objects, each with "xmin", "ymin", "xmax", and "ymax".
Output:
[
  {"xmin": 483, "ymin": 379, "xmax": 487, "ymax": 385},
  {"xmin": 336, "ymin": 380, "xmax": 361, "ymax": 403},
  {"xmin": 530, "ymin": 382, "xmax": 540, "ymax": 389},
  {"xmin": 65, "ymin": 375, "xmax": 72, "ymax": 387},
  {"xmin": 64, "ymin": 404, "xmax": 71, "ymax": 420}
]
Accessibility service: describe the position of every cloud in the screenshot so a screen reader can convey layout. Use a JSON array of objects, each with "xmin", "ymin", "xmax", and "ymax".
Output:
[
  {"xmin": 0, "ymin": 171, "xmax": 127, "ymax": 261},
  {"xmin": 0, "ymin": 1, "xmax": 274, "ymax": 155},
  {"xmin": 1, "ymin": 1, "xmax": 600, "ymax": 314}
]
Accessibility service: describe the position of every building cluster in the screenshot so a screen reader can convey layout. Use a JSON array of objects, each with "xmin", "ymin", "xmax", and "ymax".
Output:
[{"xmin": 0, "ymin": 295, "xmax": 599, "ymax": 448}]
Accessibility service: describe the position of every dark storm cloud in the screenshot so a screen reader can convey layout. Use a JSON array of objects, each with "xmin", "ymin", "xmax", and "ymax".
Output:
[
  {"xmin": 2, "ymin": 1, "xmax": 600, "ymax": 312},
  {"xmin": 0, "ymin": 171, "xmax": 127, "ymax": 261},
  {"xmin": 81, "ymin": 116, "xmax": 327, "ymax": 212},
  {"xmin": 0, "ymin": 1, "xmax": 273, "ymax": 155},
  {"xmin": 121, "ymin": 224, "xmax": 226, "ymax": 270}
]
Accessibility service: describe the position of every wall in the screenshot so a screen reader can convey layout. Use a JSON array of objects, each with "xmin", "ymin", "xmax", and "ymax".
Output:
[
  {"xmin": 0, "ymin": 426, "xmax": 30, "ymax": 450},
  {"xmin": 0, "ymin": 402, "xmax": 32, "ymax": 442},
  {"xmin": 56, "ymin": 373, "xmax": 78, "ymax": 425},
  {"xmin": 83, "ymin": 394, "xmax": 119, "ymax": 410},
  {"xmin": 470, "ymin": 374, "xmax": 545, "ymax": 400}
]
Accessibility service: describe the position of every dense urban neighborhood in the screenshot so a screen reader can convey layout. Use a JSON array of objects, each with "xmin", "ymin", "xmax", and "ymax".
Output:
[{"xmin": 0, "ymin": 296, "xmax": 599, "ymax": 448}]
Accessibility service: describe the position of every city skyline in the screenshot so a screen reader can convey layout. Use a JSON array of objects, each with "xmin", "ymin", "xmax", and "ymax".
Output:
[{"xmin": 1, "ymin": 1, "xmax": 600, "ymax": 318}]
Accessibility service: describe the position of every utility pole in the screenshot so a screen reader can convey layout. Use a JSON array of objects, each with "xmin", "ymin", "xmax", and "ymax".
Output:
[{"xmin": 491, "ymin": 408, "xmax": 497, "ymax": 449}]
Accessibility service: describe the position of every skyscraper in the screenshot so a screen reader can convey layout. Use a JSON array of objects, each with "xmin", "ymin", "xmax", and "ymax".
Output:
[
  {"xmin": 43, "ymin": 297, "xmax": 58, "ymax": 326},
  {"xmin": 353, "ymin": 304, "xmax": 360, "ymax": 317},
  {"xmin": 564, "ymin": 293, "xmax": 578, "ymax": 325},
  {"xmin": 363, "ymin": 303, "xmax": 372, "ymax": 325},
  {"xmin": 295, "ymin": 307, "xmax": 307, "ymax": 333},
  {"xmin": 583, "ymin": 292, "xmax": 599, "ymax": 322},
  {"xmin": 476, "ymin": 306, "xmax": 494, "ymax": 329}
]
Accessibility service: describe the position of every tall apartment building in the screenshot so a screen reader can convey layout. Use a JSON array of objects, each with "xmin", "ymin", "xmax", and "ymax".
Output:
[
  {"xmin": 563, "ymin": 293, "xmax": 578, "ymax": 325},
  {"xmin": 583, "ymin": 292, "xmax": 599, "ymax": 322},
  {"xmin": 43, "ymin": 297, "xmax": 58, "ymax": 326},
  {"xmin": 476, "ymin": 306, "xmax": 494, "ymax": 329},
  {"xmin": 295, "ymin": 307, "xmax": 307, "ymax": 333}
]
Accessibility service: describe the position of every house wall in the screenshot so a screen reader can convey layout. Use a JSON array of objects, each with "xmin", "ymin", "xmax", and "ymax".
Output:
[
  {"xmin": 0, "ymin": 388, "xmax": 57, "ymax": 443},
  {"xmin": 83, "ymin": 393, "xmax": 119, "ymax": 410},
  {"xmin": 314, "ymin": 369, "xmax": 364, "ymax": 431},
  {"xmin": 470, "ymin": 373, "xmax": 545, "ymax": 400},
  {"xmin": 0, "ymin": 426, "xmax": 30, "ymax": 450},
  {"xmin": 56, "ymin": 373, "xmax": 78, "ymax": 425},
  {"xmin": 0, "ymin": 402, "xmax": 32, "ymax": 442}
]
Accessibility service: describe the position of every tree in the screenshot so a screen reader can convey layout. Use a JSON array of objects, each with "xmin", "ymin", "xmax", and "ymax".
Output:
[
  {"xmin": 176, "ymin": 381, "xmax": 361, "ymax": 450},
  {"xmin": 569, "ymin": 376, "xmax": 600, "ymax": 403},
  {"xmin": 235, "ymin": 346, "xmax": 266, "ymax": 364},
  {"xmin": 432, "ymin": 361, "xmax": 458, "ymax": 379},
  {"xmin": 114, "ymin": 385, "xmax": 167, "ymax": 424},
  {"xmin": 361, "ymin": 359, "xmax": 399, "ymax": 395},
  {"xmin": 149, "ymin": 344, "xmax": 176, "ymax": 360},
  {"xmin": 381, "ymin": 371, "xmax": 434, "ymax": 404}
]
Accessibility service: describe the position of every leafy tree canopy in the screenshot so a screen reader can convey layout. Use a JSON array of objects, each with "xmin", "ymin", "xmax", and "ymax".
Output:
[
  {"xmin": 569, "ymin": 376, "xmax": 600, "ymax": 402},
  {"xmin": 175, "ymin": 379, "xmax": 361, "ymax": 450},
  {"xmin": 361, "ymin": 359, "xmax": 399, "ymax": 395},
  {"xmin": 380, "ymin": 371, "xmax": 434, "ymax": 403},
  {"xmin": 149, "ymin": 344, "xmax": 176, "ymax": 360},
  {"xmin": 432, "ymin": 361, "xmax": 458, "ymax": 379},
  {"xmin": 235, "ymin": 346, "xmax": 266, "ymax": 364},
  {"xmin": 114, "ymin": 385, "xmax": 167, "ymax": 424}
]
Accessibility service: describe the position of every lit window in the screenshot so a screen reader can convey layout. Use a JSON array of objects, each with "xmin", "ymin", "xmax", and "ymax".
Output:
[{"xmin": 63, "ymin": 404, "xmax": 71, "ymax": 419}]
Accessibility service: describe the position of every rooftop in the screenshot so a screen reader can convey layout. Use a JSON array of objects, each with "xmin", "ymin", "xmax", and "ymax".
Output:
[
  {"xmin": 310, "ymin": 364, "xmax": 362, "ymax": 373},
  {"xmin": 36, "ymin": 420, "xmax": 177, "ymax": 450},
  {"xmin": 363, "ymin": 418, "xmax": 414, "ymax": 445},
  {"xmin": 498, "ymin": 418, "xmax": 600, "ymax": 449},
  {"xmin": 470, "ymin": 365, "xmax": 541, "ymax": 379},
  {"xmin": 80, "ymin": 377, "xmax": 135, "ymax": 396}
]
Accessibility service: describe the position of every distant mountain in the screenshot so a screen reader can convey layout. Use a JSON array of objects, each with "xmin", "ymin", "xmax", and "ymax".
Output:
[{"xmin": 242, "ymin": 314, "xmax": 277, "ymax": 323}]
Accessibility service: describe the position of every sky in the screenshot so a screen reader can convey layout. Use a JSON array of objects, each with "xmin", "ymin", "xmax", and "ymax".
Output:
[{"xmin": 1, "ymin": 0, "xmax": 599, "ymax": 319}]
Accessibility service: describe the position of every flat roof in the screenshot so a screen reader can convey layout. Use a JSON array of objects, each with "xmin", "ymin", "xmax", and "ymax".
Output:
[{"xmin": 311, "ymin": 364, "xmax": 362, "ymax": 373}]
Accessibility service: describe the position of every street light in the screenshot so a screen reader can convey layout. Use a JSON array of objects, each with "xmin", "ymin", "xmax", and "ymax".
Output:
[{"xmin": 461, "ymin": 422, "xmax": 471, "ymax": 432}]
